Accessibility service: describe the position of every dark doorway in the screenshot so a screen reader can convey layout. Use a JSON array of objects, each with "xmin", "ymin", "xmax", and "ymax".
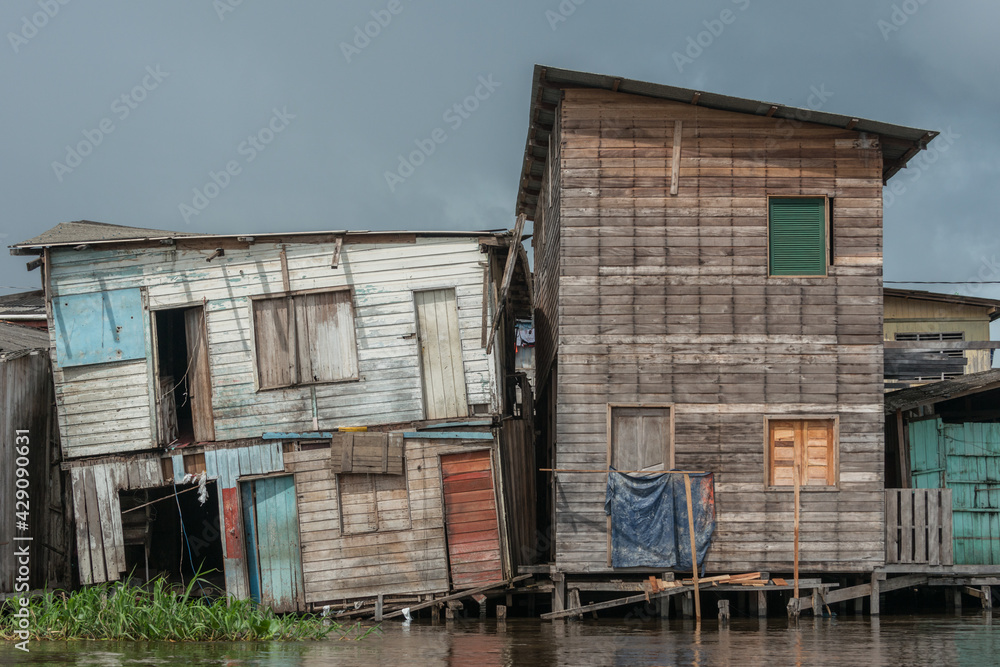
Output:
[
  {"xmin": 120, "ymin": 482, "xmax": 225, "ymax": 592},
  {"xmin": 154, "ymin": 306, "xmax": 214, "ymax": 445}
]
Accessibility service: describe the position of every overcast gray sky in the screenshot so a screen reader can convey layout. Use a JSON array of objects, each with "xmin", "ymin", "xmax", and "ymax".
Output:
[{"xmin": 2, "ymin": 1, "xmax": 998, "ymax": 308}]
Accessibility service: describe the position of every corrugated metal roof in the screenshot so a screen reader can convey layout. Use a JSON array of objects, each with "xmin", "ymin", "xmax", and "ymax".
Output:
[
  {"xmin": 11, "ymin": 220, "xmax": 506, "ymax": 253},
  {"xmin": 884, "ymin": 288, "xmax": 1000, "ymax": 321},
  {"xmin": 0, "ymin": 290, "xmax": 45, "ymax": 316},
  {"xmin": 516, "ymin": 64, "xmax": 938, "ymax": 217},
  {"xmin": 885, "ymin": 368, "xmax": 1000, "ymax": 413},
  {"xmin": 0, "ymin": 321, "xmax": 49, "ymax": 355}
]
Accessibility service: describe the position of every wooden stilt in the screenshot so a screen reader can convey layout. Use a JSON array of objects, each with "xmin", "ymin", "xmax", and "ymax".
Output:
[
  {"xmin": 870, "ymin": 572, "xmax": 881, "ymax": 616},
  {"xmin": 793, "ymin": 458, "xmax": 800, "ymax": 600},
  {"xmin": 757, "ymin": 590, "xmax": 768, "ymax": 618},
  {"xmin": 552, "ymin": 572, "xmax": 566, "ymax": 613},
  {"xmin": 684, "ymin": 473, "xmax": 701, "ymax": 622}
]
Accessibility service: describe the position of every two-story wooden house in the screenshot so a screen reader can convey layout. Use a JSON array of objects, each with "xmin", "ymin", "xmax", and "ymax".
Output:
[
  {"xmin": 517, "ymin": 66, "xmax": 937, "ymax": 590},
  {"xmin": 11, "ymin": 220, "xmax": 534, "ymax": 612}
]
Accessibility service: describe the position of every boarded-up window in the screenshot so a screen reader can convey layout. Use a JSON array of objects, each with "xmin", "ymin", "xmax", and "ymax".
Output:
[
  {"xmin": 252, "ymin": 290, "xmax": 358, "ymax": 389},
  {"xmin": 338, "ymin": 473, "xmax": 410, "ymax": 535},
  {"xmin": 767, "ymin": 418, "xmax": 837, "ymax": 487},
  {"xmin": 768, "ymin": 197, "xmax": 827, "ymax": 276},
  {"xmin": 610, "ymin": 406, "xmax": 672, "ymax": 471}
]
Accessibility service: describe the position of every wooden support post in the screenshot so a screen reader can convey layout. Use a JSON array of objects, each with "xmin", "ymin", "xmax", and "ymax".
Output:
[
  {"xmin": 983, "ymin": 586, "xmax": 993, "ymax": 611},
  {"xmin": 375, "ymin": 594, "xmax": 383, "ymax": 622},
  {"xmin": 431, "ymin": 602, "xmax": 441, "ymax": 623},
  {"xmin": 757, "ymin": 590, "xmax": 768, "ymax": 618},
  {"xmin": 567, "ymin": 588, "xmax": 582, "ymax": 620},
  {"xmin": 445, "ymin": 605, "xmax": 455, "ymax": 620},
  {"xmin": 870, "ymin": 572, "xmax": 881, "ymax": 616},
  {"xmin": 670, "ymin": 120, "xmax": 682, "ymax": 195},
  {"xmin": 952, "ymin": 587, "xmax": 963, "ymax": 614},
  {"xmin": 552, "ymin": 572, "xmax": 566, "ymax": 613},
  {"xmin": 718, "ymin": 599, "xmax": 730, "ymax": 623},
  {"xmin": 793, "ymin": 460, "xmax": 800, "ymax": 600},
  {"xmin": 473, "ymin": 593, "xmax": 487, "ymax": 619},
  {"xmin": 682, "ymin": 592, "xmax": 694, "ymax": 618},
  {"xmin": 497, "ymin": 604, "xmax": 507, "ymax": 620},
  {"xmin": 684, "ymin": 473, "xmax": 701, "ymax": 622}
]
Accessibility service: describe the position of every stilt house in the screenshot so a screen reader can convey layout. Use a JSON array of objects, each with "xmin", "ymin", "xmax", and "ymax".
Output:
[
  {"xmin": 518, "ymin": 65, "xmax": 937, "ymax": 577},
  {"xmin": 10, "ymin": 221, "xmax": 534, "ymax": 611}
]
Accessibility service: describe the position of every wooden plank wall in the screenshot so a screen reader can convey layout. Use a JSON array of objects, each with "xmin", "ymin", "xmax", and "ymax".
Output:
[
  {"xmin": 549, "ymin": 89, "xmax": 886, "ymax": 573},
  {"xmin": 533, "ymin": 112, "xmax": 563, "ymax": 395},
  {"xmin": 69, "ymin": 456, "xmax": 163, "ymax": 584},
  {"xmin": 0, "ymin": 351, "xmax": 72, "ymax": 592},
  {"xmin": 284, "ymin": 437, "xmax": 503, "ymax": 605},
  {"xmin": 883, "ymin": 296, "xmax": 993, "ymax": 373},
  {"xmin": 46, "ymin": 237, "xmax": 498, "ymax": 459}
]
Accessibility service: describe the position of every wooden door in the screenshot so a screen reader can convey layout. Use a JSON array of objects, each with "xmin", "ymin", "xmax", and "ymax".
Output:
[
  {"xmin": 184, "ymin": 306, "xmax": 214, "ymax": 442},
  {"xmin": 415, "ymin": 289, "xmax": 468, "ymax": 420},
  {"xmin": 441, "ymin": 451, "xmax": 503, "ymax": 589},
  {"xmin": 240, "ymin": 475, "xmax": 304, "ymax": 611}
]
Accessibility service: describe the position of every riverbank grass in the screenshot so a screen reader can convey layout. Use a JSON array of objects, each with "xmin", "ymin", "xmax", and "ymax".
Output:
[{"xmin": 1, "ymin": 576, "xmax": 364, "ymax": 642}]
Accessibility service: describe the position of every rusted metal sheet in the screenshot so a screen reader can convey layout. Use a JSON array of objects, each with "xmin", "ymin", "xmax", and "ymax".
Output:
[
  {"xmin": 441, "ymin": 450, "xmax": 503, "ymax": 589},
  {"xmin": 221, "ymin": 487, "xmax": 242, "ymax": 559},
  {"xmin": 416, "ymin": 288, "xmax": 469, "ymax": 420}
]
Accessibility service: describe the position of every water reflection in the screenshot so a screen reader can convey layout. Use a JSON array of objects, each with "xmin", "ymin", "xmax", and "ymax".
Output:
[{"xmin": 3, "ymin": 614, "xmax": 1000, "ymax": 666}]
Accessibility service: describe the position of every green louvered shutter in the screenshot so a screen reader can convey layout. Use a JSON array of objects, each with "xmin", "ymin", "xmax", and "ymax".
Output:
[{"xmin": 768, "ymin": 198, "xmax": 827, "ymax": 276}]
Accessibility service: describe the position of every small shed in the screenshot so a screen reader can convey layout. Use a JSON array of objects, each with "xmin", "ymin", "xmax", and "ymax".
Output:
[
  {"xmin": 884, "ymin": 288, "xmax": 1000, "ymax": 387},
  {"xmin": 885, "ymin": 369, "xmax": 1000, "ymax": 565}
]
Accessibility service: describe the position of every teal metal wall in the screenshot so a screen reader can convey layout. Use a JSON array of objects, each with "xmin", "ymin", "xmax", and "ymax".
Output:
[{"xmin": 910, "ymin": 418, "xmax": 1000, "ymax": 564}]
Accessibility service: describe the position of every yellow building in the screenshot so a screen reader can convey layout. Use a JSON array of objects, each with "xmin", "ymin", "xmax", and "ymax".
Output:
[{"xmin": 884, "ymin": 288, "xmax": 1000, "ymax": 384}]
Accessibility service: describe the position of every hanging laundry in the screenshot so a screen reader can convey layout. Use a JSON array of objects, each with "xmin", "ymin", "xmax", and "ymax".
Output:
[{"xmin": 604, "ymin": 469, "xmax": 715, "ymax": 569}]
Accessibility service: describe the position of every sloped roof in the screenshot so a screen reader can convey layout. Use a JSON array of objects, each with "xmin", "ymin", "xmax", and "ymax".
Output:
[
  {"xmin": 15, "ymin": 220, "xmax": 203, "ymax": 247},
  {"xmin": 885, "ymin": 368, "xmax": 1000, "ymax": 413},
  {"xmin": 516, "ymin": 65, "xmax": 938, "ymax": 217},
  {"xmin": 884, "ymin": 288, "xmax": 1000, "ymax": 321},
  {"xmin": 0, "ymin": 322, "xmax": 49, "ymax": 356},
  {"xmin": 0, "ymin": 290, "xmax": 45, "ymax": 316}
]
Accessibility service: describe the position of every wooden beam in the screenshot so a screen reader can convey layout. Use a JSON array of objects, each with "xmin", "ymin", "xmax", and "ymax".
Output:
[
  {"xmin": 684, "ymin": 473, "xmax": 700, "ymax": 622},
  {"xmin": 885, "ymin": 341, "xmax": 1000, "ymax": 350},
  {"xmin": 670, "ymin": 121, "xmax": 682, "ymax": 196},
  {"xmin": 486, "ymin": 214, "xmax": 526, "ymax": 354},
  {"xmin": 689, "ymin": 92, "xmax": 701, "ymax": 105},
  {"xmin": 382, "ymin": 575, "xmax": 532, "ymax": 619},
  {"xmin": 765, "ymin": 105, "xmax": 779, "ymax": 117},
  {"xmin": 541, "ymin": 584, "xmax": 693, "ymax": 620},
  {"xmin": 793, "ymin": 448, "xmax": 800, "ymax": 599},
  {"xmin": 845, "ymin": 118, "xmax": 859, "ymax": 130},
  {"xmin": 896, "ymin": 409, "xmax": 910, "ymax": 488},
  {"xmin": 330, "ymin": 236, "xmax": 343, "ymax": 269}
]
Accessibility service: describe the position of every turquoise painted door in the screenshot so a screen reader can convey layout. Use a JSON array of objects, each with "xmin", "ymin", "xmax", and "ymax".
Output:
[
  {"xmin": 910, "ymin": 418, "xmax": 1000, "ymax": 564},
  {"xmin": 241, "ymin": 475, "xmax": 304, "ymax": 611}
]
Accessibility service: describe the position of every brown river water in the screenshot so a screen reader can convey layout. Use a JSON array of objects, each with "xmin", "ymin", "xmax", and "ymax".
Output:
[{"xmin": 2, "ymin": 614, "xmax": 998, "ymax": 666}]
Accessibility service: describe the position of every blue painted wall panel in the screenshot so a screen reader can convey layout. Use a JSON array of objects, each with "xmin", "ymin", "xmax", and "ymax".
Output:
[{"xmin": 53, "ymin": 288, "xmax": 146, "ymax": 367}]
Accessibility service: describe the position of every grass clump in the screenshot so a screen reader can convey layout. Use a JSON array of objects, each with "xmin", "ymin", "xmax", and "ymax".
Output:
[{"xmin": 0, "ymin": 575, "xmax": 367, "ymax": 642}]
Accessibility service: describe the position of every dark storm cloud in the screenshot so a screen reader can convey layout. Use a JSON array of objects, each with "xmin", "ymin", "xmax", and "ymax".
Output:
[{"xmin": 1, "ymin": 0, "xmax": 997, "ymax": 328}]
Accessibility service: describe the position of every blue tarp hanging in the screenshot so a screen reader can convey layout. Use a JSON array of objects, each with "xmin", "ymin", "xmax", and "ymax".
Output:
[{"xmin": 604, "ymin": 469, "xmax": 715, "ymax": 569}]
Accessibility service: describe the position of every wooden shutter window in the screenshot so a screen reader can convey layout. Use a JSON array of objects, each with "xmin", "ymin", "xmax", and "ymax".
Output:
[
  {"xmin": 768, "ymin": 419, "xmax": 836, "ymax": 488},
  {"xmin": 330, "ymin": 432, "xmax": 404, "ymax": 475},
  {"xmin": 253, "ymin": 297, "xmax": 293, "ymax": 389},
  {"xmin": 610, "ymin": 406, "xmax": 672, "ymax": 472},
  {"xmin": 768, "ymin": 198, "xmax": 827, "ymax": 276}
]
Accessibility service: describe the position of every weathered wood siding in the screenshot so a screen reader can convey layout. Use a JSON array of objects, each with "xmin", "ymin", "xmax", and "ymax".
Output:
[
  {"xmin": 0, "ymin": 350, "xmax": 72, "ymax": 592},
  {"xmin": 284, "ymin": 437, "xmax": 504, "ymax": 605},
  {"xmin": 884, "ymin": 296, "xmax": 992, "ymax": 374},
  {"xmin": 533, "ymin": 109, "xmax": 562, "ymax": 394},
  {"xmin": 547, "ymin": 89, "xmax": 885, "ymax": 573},
  {"xmin": 46, "ymin": 238, "xmax": 497, "ymax": 459}
]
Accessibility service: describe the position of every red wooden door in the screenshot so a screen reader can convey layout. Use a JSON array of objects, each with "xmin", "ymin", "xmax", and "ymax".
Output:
[{"xmin": 441, "ymin": 450, "xmax": 503, "ymax": 588}]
